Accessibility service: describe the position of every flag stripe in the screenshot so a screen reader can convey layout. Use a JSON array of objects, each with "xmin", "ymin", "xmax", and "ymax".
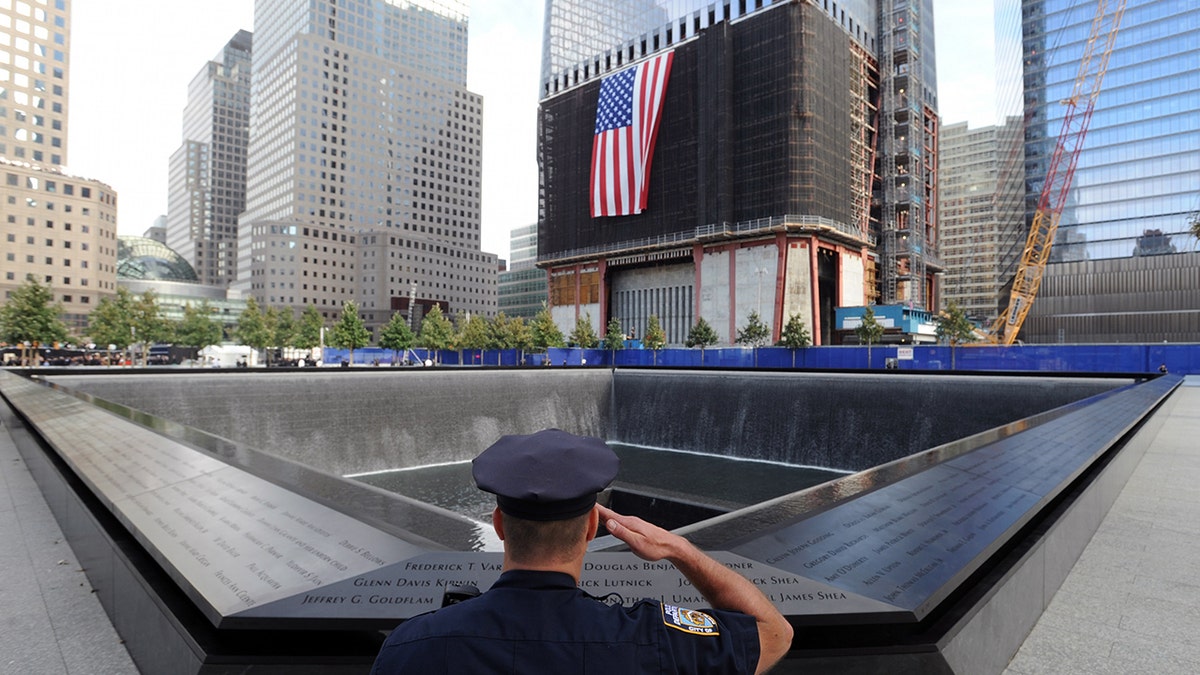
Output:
[{"xmin": 589, "ymin": 51, "xmax": 674, "ymax": 217}]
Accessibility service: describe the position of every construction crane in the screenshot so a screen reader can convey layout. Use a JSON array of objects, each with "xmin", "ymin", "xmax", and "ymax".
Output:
[{"xmin": 989, "ymin": 0, "xmax": 1127, "ymax": 345}]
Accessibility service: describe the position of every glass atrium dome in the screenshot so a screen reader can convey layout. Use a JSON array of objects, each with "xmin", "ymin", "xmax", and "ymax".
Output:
[{"xmin": 116, "ymin": 236, "xmax": 200, "ymax": 282}]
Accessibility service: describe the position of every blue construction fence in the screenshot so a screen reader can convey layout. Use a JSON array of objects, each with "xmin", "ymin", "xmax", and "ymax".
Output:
[{"xmin": 321, "ymin": 343, "xmax": 1200, "ymax": 374}]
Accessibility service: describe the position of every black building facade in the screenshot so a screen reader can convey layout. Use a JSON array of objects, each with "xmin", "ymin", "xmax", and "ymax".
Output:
[{"xmin": 538, "ymin": 1, "xmax": 871, "ymax": 260}]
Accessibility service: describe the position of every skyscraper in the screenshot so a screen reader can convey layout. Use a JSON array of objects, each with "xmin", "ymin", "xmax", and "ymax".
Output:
[
  {"xmin": 536, "ymin": 0, "xmax": 939, "ymax": 345},
  {"xmin": 236, "ymin": 0, "xmax": 496, "ymax": 334},
  {"xmin": 167, "ymin": 30, "xmax": 252, "ymax": 289},
  {"xmin": 1017, "ymin": 0, "xmax": 1200, "ymax": 342},
  {"xmin": 938, "ymin": 118, "xmax": 1023, "ymax": 321},
  {"xmin": 498, "ymin": 223, "xmax": 547, "ymax": 319},
  {"xmin": 0, "ymin": 0, "xmax": 118, "ymax": 333}
]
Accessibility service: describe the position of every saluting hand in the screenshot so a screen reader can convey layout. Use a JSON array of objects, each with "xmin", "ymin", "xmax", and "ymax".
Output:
[{"xmin": 597, "ymin": 504, "xmax": 688, "ymax": 563}]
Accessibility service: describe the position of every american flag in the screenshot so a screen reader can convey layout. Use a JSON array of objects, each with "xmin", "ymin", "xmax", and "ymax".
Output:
[{"xmin": 590, "ymin": 51, "xmax": 675, "ymax": 218}]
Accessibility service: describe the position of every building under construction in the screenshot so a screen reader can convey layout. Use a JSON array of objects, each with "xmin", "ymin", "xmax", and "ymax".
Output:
[{"xmin": 536, "ymin": 0, "xmax": 939, "ymax": 345}]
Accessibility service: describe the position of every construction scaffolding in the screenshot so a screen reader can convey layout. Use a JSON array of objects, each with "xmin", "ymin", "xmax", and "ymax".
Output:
[
  {"xmin": 849, "ymin": 41, "xmax": 878, "ymax": 244},
  {"xmin": 878, "ymin": 0, "xmax": 937, "ymax": 308}
]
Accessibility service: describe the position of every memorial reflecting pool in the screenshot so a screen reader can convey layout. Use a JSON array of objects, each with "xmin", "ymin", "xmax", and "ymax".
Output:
[{"xmin": 351, "ymin": 443, "xmax": 848, "ymax": 524}]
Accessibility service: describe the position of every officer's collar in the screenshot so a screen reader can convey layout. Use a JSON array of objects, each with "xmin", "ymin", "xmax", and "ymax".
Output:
[{"xmin": 492, "ymin": 569, "xmax": 580, "ymax": 591}]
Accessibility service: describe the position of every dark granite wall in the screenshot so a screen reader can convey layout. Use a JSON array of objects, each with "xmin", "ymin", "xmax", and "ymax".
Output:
[
  {"xmin": 609, "ymin": 371, "xmax": 1130, "ymax": 471},
  {"xmin": 49, "ymin": 370, "xmax": 611, "ymax": 476},
  {"xmin": 50, "ymin": 369, "xmax": 1128, "ymax": 476}
]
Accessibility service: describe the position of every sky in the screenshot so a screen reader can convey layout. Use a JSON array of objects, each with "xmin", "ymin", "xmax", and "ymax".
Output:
[{"xmin": 66, "ymin": 0, "xmax": 994, "ymax": 263}]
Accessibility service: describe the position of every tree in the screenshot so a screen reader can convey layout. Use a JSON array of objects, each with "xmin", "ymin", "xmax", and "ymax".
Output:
[
  {"xmin": 417, "ymin": 304, "xmax": 455, "ymax": 358},
  {"xmin": 643, "ymin": 315, "xmax": 666, "ymax": 351},
  {"xmin": 936, "ymin": 301, "xmax": 978, "ymax": 370},
  {"xmin": 530, "ymin": 304, "xmax": 566, "ymax": 350},
  {"xmin": 131, "ymin": 289, "xmax": 171, "ymax": 364},
  {"xmin": 329, "ymin": 300, "xmax": 371, "ymax": 364},
  {"xmin": 261, "ymin": 306, "xmax": 281, "ymax": 366},
  {"xmin": 88, "ymin": 287, "xmax": 138, "ymax": 360},
  {"xmin": 174, "ymin": 301, "xmax": 223, "ymax": 354},
  {"xmin": 0, "ymin": 274, "xmax": 70, "ymax": 349},
  {"xmin": 603, "ymin": 317, "xmax": 626, "ymax": 351},
  {"xmin": 294, "ymin": 305, "xmax": 325, "ymax": 350},
  {"xmin": 736, "ymin": 310, "xmax": 771, "ymax": 347},
  {"xmin": 273, "ymin": 307, "xmax": 297, "ymax": 352},
  {"xmin": 685, "ymin": 317, "xmax": 718, "ymax": 349},
  {"xmin": 643, "ymin": 314, "xmax": 667, "ymax": 366},
  {"xmin": 855, "ymin": 306, "xmax": 884, "ymax": 368},
  {"xmin": 777, "ymin": 313, "xmax": 811, "ymax": 349},
  {"xmin": 777, "ymin": 312, "xmax": 811, "ymax": 368},
  {"xmin": 236, "ymin": 297, "xmax": 272, "ymax": 365},
  {"xmin": 379, "ymin": 311, "xmax": 416, "ymax": 363},
  {"xmin": 487, "ymin": 312, "xmax": 515, "ymax": 349},
  {"xmin": 1191, "ymin": 211, "xmax": 1200, "ymax": 243},
  {"xmin": 569, "ymin": 312, "xmax": 599, "ymax": 349},
  {"xmin": 508, "ymin": 316, "xmax": 534, "ymax": 354},
  {"xmin": 458, "ymin": 312, "xmax": 491, "ymax": 353}
]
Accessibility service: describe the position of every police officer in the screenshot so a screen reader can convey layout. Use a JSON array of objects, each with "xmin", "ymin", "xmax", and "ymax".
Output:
[{"xmin": 371, "ymin": 429, "xmax": 793, "ymax": 674}]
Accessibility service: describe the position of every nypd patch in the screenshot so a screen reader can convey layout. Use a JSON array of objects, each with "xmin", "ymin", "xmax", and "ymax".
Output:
[{"xmin": 661, "ymin": 604, "xmax": 719, "ymax": 636}]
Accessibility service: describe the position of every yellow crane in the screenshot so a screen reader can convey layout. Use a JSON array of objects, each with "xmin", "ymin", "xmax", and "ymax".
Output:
[{"xmin": 989, "ymin": 0, "xmax": 1127, "ymax": 345}]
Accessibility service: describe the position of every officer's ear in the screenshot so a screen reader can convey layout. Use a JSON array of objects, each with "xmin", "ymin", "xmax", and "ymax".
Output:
[
  {"xmin": 585, "ymin": 505, "xmax": 600, "ymax": 542},
  {"xmin": 492, "ymin": 507, "xmax": 506, "ymax": 541}
]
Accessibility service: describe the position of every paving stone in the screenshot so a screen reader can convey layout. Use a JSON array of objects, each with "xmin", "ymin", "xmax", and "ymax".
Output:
[{"xmin": 1006, "ymin": 379, "xmax": 1200, "ymax": 675}]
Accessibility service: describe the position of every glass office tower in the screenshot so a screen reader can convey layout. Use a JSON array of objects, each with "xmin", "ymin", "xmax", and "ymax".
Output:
[
  {"xmin": 1025, "ymin": 0, "xmax": 1198, "ymax": 262},
  {"xmin": 1020, "ymin": 0, "xmax": 1200, "ymax": 342}
]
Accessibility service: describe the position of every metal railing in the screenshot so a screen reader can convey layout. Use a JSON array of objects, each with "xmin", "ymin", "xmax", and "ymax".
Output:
[{"xmin": 538, "ymin": 215, "xmax": 874, "ymax": 265}]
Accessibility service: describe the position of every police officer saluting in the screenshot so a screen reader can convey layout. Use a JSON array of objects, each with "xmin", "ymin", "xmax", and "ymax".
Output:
[{"xmin": 371, "ymin": 429, "xmax": 793, "ymax": 674}]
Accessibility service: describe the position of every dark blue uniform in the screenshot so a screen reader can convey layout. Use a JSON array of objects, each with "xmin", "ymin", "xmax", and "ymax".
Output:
[{"xmin": 370, "ymin": 570, "xmax": 760, "ymax": 674}]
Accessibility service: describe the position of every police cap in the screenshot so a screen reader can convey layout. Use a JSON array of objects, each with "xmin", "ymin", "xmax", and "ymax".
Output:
[{"xmin": 472, "ymin": 429, "xmax": 619, "ymax": 521}]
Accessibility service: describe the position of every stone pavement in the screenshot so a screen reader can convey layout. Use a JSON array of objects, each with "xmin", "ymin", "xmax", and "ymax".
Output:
[
  {"xmin": 1, "ymin": 376, "xmax": 1197, "ymax": 675},
  {"xmin": 0, "ymin": 417, "xmax": 136, "ymax": 675},
  {"xmin": 1005, "ymin": 376, "xmax": 1200, "ymax": 674}
]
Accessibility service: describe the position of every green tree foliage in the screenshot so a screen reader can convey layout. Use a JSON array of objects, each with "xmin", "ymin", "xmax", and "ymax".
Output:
[
  {"xmin": 272, "ymin": 307, "xmax": 297, "ymax": 350},
  {"xmin": 0, "ymin": 274, "xmax": 69, "ymax": 346},
  {"xmin": 777, "ymin": 312, "xmax": 812, "ymax": 349},
  {"xmin": 508, "ymin": 316, "xmax": 534, "ymax": 353},
  {"xmin": 378, "ymin": 311, "xmax": 416, "ymax": 361},
  {"xmin": 603, "ymin": 317, "xmax": 626, "ymax": 351},
  {"xmin": 132, "ymin": 289, "xmax": 172, "ymax": 354},
  {"xmin": 569, "ymin": 312, "xmax": 599, "ymax": 349},
  {"xmin": 236, "ymin": 297, "xmax": 272, "ymax": 362},
  {"xmin": 736, "ymin": 310, "xmax": 771, "ymax": 347},
  {"xmin": 854, "ymin": 306, "xmax": 884, "ymax": 346},
  {"xmin": 87, "ymin": 288, "xmax": 168, "ymax": 364},
  {"xmin": 458, "ymin": 313, "xmax": 491, "ymax": 350},
  {"xmin": 294, "ymin": 305, "xmax": 325, "ymax": 350},
  {"xmin": 88, "ymin": 287, "xmax": 138, "ymax": 350},
  {"xmin": 937, "ymin": 301, "xmax": 978, "ymax": 370},
  {"xmin": 486, "ymin": 312, "xmax": 522, "ymax": 350},
  {"xmin": 530, "ymin": 305, "xmax": 566, "ymax": 350},
  {"xmin": 330, "ymin": 300, "xmax": 371, "ymax": 363},
  {"xmin": 643, "ymin": 314, "xmax": 667, "ymax": 351},
  {"xmin": 174, "ymin": 301, "xmax": 223, "ymax": 350},
  {"xmin": 855, "ymin": 306, "xmax": 884, "ymax": 368},
  {"xmin": 685, "ymin": 317, "xmax": 719, "ymax": 349},
  {"xmin": 936, "ymin": 302, "xmax": 977, "ymax": 346},
  {"xmin": 417, "ymin": 305, "xmax": 455, "ymax": 352}
]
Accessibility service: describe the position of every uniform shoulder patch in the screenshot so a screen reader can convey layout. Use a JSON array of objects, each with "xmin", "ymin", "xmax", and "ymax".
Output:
[{"xmin": 661, "ymin": 603, "xmax": 720, "ymax": 636}]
